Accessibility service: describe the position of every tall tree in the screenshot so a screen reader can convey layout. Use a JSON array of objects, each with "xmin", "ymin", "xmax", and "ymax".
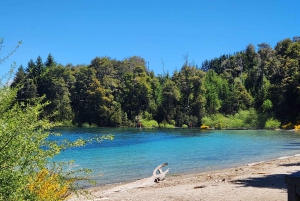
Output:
[
  {"xmin": 159, "ymin": 79, "xmax": 181, "ymax": 123},
  {"xmin": 45, "ymin": 53, "xmax": 56, "ymax": 68}
]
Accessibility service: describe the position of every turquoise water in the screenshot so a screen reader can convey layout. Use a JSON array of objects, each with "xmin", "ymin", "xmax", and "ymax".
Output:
[{"xmin": 51, "ymin": 128, "xmax": 300, "ymax": 185}]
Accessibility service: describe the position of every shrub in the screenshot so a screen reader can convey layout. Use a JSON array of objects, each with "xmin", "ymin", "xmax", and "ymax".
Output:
[
  {"xmin": 182, "ymin": 124, "xmax": 188, "ymax": 128},
  {"xmin": 262, "ymin": 99, "xmax": 273, "ymax": 112},
  {"xmin": 295, "ymin": 125, "xmax": 300, "ymax": 131},
  {"xmin": 200, "ymin": 124, "xmax": 209, "ymax": 129},
  {"xmin": 202, "ymin": 110, "xmax": 259, "ymax": 129},
  {"xmin": 165, "ymin": 124, "xmax": 175, "ymax": 128},
  {"xmin": 142, "ymin": 111, "xmax": 153, "ymax": 120},
  {"xmin": 215, "ymin": 122, "xmax": 223, "ymax": 129},
  {"xmin": 235, "ymin": 109, "xmax": 258, "ymax": 128},
  {"xmin": 265, "ymin": 118, "xmax": 281, "ymax": 129},
  {"xmin": 0, "ymin": 40, "xmax": 114, "ymax": 200},
  {"xmin": 60, "ymin": 120, "xmax": 75, "ymax": 127},
  {"xmin": 140, "ymin": 119, "xmax": 159, "ymax": 128},
  {"xmin": 202, "ymin": 113, "xmax": 228, "ymax": 129},
  {"xmin": 159, "ymin": 123, "xmax": 175, "ymax": 128},
  {"xmin": 228, "ymin": 118, "xmax": 244, "ymax": 128},
  {"xmin": 82, "ymin": 122, "xmax": 90, "ymax": 128},
  {"xmin": 27, "ymin": 168, "xmax": 72, "ymax": 200},
  {"xmin": 282, "ymin": 122, "xmax": 294, "ymax": 130},
  {"xmin": 257, "ymin": 113, "xmax": 273, "ymax": 128},
  {"xmin": 201, "ymin": 116, "xmax": 215, "ymax": 128},
  {"xmin": 82, "ymin": 123, "xmax": 97, "ymax": 128},
  {"xmin": 0, "ymin": 77, "xmax": 112, "ymax": 200}
]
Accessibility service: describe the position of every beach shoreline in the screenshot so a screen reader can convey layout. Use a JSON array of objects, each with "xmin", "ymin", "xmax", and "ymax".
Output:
[{"xmin": 68, "ymin": 154, "xmax": 300, "ymax": 201}]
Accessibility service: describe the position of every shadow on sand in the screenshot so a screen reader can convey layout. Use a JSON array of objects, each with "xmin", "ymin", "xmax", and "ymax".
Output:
[
  {"xmin": 232, "ymin": 173, "xmax": 288, "ymax": 189},
  {"xmin": 279, "ymin": 162, "xmax": 300, "ymax": 167},
  {"xmin": 232, "ymin": 170, "xmax": 300, "ymax": 190}
]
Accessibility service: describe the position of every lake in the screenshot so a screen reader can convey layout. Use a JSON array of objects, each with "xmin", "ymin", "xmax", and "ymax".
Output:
[{"xmin": 51, "ymin": 128, "xmax": 300, "ymax": 186}]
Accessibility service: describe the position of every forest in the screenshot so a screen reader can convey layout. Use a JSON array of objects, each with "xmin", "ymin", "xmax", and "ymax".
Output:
[{"xmin": 11, "ymin": 36, "xmax": 300, "ymax": 129}]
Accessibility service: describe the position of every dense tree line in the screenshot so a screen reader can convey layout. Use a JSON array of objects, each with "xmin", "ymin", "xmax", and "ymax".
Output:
[{"xmin": 11, "ymin": 37, "xmax": 300, "ymax": 128}]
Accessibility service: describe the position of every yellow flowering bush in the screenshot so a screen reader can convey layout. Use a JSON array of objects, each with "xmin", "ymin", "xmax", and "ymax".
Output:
[
  {"xmin": 0, "ymin": 39, "xmax": 113, "ymax": 200},
  {"xmin": 282, "ymin": 122, "xmax": 294, "ymax": 130},
  {"xmin": 28, "ymin": 169, "xmax": 72, "ymax": 201},
  {"xmin": 200, "ymin": 124, "xmax": 209, "ymax": 129},
  {"xmin": 295, "ymin": 125, "xmax": 300, "ymax": 131}
]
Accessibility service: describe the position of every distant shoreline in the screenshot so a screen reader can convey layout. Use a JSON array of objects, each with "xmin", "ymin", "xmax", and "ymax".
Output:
[{"xmin": 53, "ymin": 126, "xmax": 299, "ymax": 131}]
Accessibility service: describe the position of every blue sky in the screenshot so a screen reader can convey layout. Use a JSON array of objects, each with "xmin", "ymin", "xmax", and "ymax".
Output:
[{"xmin": 1, "ymin": 0, "xmax": 299, "ymax": 76}]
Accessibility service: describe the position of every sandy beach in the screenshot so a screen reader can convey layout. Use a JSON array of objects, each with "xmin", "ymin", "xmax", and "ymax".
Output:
[{"xmin": 68, "ymin": 155, "xmax": 300, "ymax": 201}]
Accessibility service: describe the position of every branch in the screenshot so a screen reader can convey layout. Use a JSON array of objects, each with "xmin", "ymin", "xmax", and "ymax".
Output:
[
  {"xmin": 101, "ymin": 163, "xmax": 170, "ymax": 196},
  {"xmin": 152, "ymin": 162, "xmax": 170, "ymax": 182},
  {"xmin": 0, "ymin": 39, "xmax": 22, "ymax": 65}
]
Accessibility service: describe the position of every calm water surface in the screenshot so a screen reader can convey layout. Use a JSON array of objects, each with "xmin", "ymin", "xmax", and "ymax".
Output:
[{"xmin": 51, "ymin": 128, "xmax": 300, "ymax": 185}]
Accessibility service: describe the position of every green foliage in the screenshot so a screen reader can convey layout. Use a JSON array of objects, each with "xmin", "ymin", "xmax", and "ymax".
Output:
[
  {"xmin": 201, "ymin": 116, "xmax": 216, "ymax": 128},
  {"xmin": 202, "ymin": 113, "xmax": 229, "ymax": 129},
  {"xmin": 182, "ymin": 124, "xmax": 188, "ymax": 128},
  {"xmin": 265, "ymin": 118, "xmax": 281, "ymax": 129},
  {"xmin": 202, "ymin": 109, "xmax": 259, "ymax": 129},
  {"xmin": 234, "ymin": 109, "xmax": 259, "ymax": 128},
  {"xmin": 204, "ymin": 70, "xmax": 224, "ymax": 114},
  {"xmin": 262, "ymin": 99, "xmax": 273, "ymax": 113},
  {"xmin": 142, "ymin": 111, "xmax": 153, "ymax": 121},
  {"xmin": 159, "ymin": 79, "xmax": 181, "ymax": 122},
  {"xmin": 164, "ymin": 124, "xmax": 175, "ymax": 128},
  {"xmin": 59, "ymin": 120, "xmax": 75, "ymax": 127},
  {"xmin": 0, "ymin": 76, "xmax": 113, "ymax": 200},
  {"xmin": 8, "ymin": 36, "xmax": 300, "ymax": 128},
  {"xmin": 140, "ymin": 119, "xmax": 159, "ymax": 128},
  {"xmin": 0, "ymin": 83, "xmax": 49, "ymax": 199},
  {"xmin": 159, "ymin": 123, "xmax": 175, "ymax": 128},
  {"xmin": 170, "ymin": 64, "xmax": 206, "ymax": 126},
  {"xmin": 81, "ymin": 122, "xmax": 98, "ymax": 128}
]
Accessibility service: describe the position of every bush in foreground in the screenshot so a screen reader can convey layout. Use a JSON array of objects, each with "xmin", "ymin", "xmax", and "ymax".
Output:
[
  {"xmin": 27, "ymin": 168, "xmax": 71, "ymax": 200},
  {"xmin": 0, "ymin": 73, "xmax": 112, "ymax": 200}
]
